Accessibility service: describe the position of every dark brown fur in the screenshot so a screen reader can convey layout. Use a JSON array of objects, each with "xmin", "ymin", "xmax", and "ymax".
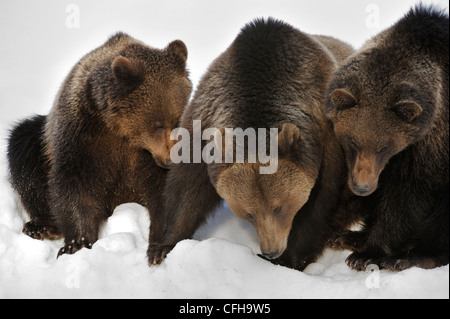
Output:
[
  {"xmin": 7, "ymin": 33, "xmax": 192, "ymax": 257},
  {"xmin": 326, "ymin": 5, "xmax": 449, "ymax": 271},
  {"xmin": 149, "ymin": 18, "xmax": 354, "ymax": 270}
]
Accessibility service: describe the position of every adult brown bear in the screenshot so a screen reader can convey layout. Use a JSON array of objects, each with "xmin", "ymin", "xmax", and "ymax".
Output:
[{"xmin": 149, "ymin": 18, "xmax": 354, "ymax": 270}]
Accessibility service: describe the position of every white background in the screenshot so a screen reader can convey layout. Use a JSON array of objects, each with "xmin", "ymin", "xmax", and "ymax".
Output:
[
  {"xmin": 0, "ymin": 0, "xmax": 448, "ymax": 298},
  {"xmin": 1, "ymin": 0, "xmax": 448, "ymax": 122}
]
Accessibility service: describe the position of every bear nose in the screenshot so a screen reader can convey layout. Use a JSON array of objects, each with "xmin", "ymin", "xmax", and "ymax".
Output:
[
  {"xmin": 353, "ymin": 183, "xmax": 371, "ymax": 196},
  {"xmin": 166, "ymin": 159, "xmax": 172, "ymax": 166},
  {"xmin": 261, "ymin": 250, "xmax": 280, "ymax": 260}
]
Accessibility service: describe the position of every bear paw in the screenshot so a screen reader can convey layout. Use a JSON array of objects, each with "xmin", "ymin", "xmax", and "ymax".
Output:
[
  {"xmin": 346, "ymin": 251, "xmax": 444, "ymax": 271},
  {"xmin": 147, "ymin": 243, "xmax": 175, "ymax": 266},
  {"xmin": 23, "ymin": 220, "xmax": 62, "ymax": 241},
  {"xmin": 378, "ymin": 255, "xmax": 443, "ymax": 271},
  {"xmin": 57, "ymin": 237, "xmax": 93, "ymax": 258},
  {"xmin": 345, "ymin": 252, "xmax": 377, "ymax": 271}
]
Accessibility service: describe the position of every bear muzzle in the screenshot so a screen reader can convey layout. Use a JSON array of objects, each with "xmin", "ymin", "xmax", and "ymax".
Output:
[
  {"xmin": 349, "ymin": 152, "xmax": 381, "ymax": 196},
  {"xmin": 261, "ymin": 250, "xmax": 282, "ymax": 260},
  {"xmin": 257, "ymin": 225, "xmax": 289, "ymax": 260}
]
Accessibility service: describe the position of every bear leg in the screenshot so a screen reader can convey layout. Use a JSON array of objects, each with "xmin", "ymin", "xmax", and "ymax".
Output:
[
  {"xmin": 346, "ymin": 183, "xmax": 449, "ymax": 271},
  {"xmin": 7, "ymin": 115, "xmax": 56, "ymax": 231},
  {"xmin": 55, "ymin": 214, "xmax": 101, "ymax": 258},
  {"xmin": 138, "ymin": 166, "xmax": 171, "ymax": 263},
  {"xmin": 329, "ymin": 230, "xmax": 368, "ymax": 252},
  {"xmin": 51, "ymin": 190, "xmax": 106, "ymax": 258},
  {"xmin": 147, "ymin": 162, "xmax": 222, "ymax": 266}
]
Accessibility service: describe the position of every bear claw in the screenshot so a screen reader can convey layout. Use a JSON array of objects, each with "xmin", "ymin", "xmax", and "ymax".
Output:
[
  {"xmin": 345, "ymin": 252, "xmax": 375, "ymax": 271},
  {"xmin": 23, "ymin": 221, "xmax": 62, "ymax": 241},
  {"xmin": 57, "ymin": 237, "xmax": 93, "ymax": 258},
  {"xmin": 345, "ymin": 251, "xmax": 443, "ymax": 271},
  {"xmin": 147, "ymin": 244, "xmax": 175, "ymax": 267}
]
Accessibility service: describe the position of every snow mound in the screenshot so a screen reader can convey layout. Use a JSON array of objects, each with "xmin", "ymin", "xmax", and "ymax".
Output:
[
  {"xmin": 0, "ymin": 118, "xmax": 448, "ymax": 299},
  {"xmin": 0, "ymin": 168, "xmax": 448, "ymax": 298}
]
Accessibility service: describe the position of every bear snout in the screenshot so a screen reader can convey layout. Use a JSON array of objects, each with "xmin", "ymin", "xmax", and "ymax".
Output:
[
  {"xmin": 153, "ymin": 155, "xmax": 172, "ymax": 168},
  {"xmin": 349, "ymin": 152, "xmax": 380, "ymax": 196},
  {"xmin": 348, "ymin": 174, "xmax": 378, "ymax": 196},
  {"xmin": 352, "ymin": 183, "xmax": 372, "ymax": 196},
  {"xmin": 257, "ymin": 230, "xmax": 288, "ymax": 260},
  {"xmin": 261, "ymin": 250, "xmax": 282, "ymax": 260},
  {"xmin": 349, "ymin": 175, "xmax": 378, "ymax": 196}
]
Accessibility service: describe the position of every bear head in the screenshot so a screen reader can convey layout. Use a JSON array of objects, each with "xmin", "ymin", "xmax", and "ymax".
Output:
[
  {"xmin": 93, "ymin": 35, "xmax": 192, "ymax": 168},
  {"xmin": 326, "ymin": 49, "xmax": 439, "ymax": 196},
  {"xmin": 208, "ymin": 123, "xmax": 320, "ymax": 259}
]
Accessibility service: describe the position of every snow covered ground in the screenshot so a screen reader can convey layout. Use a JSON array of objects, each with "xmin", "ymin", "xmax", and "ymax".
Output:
[{"xmin": 0, "ymin": 0, "xmax": 448, "ymax": 299}]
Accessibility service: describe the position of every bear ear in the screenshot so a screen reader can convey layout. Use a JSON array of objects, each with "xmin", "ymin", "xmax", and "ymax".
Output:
[
  {"xmin": 278, "ymin": 123, "xmax": 300, "ymax": 154},
  {"xmin": 391, "ymin": 101, "xmax": 423, "ymax": 122},
  {"xmin": 167, "ymin": 40, "xmax": 188, "ymax": 62},
  {"xmin": 329, "ymin": 89, "xmax": 357, "ymax": 111},
  {"xmin": 112, "ymin": 56, "xmax": 144, "ymax": 85}
]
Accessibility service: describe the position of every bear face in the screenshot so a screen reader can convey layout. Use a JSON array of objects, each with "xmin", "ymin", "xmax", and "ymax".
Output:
[
  {"xmin": 97, "ymin": 40, "xmax": 192, "ymax": 168},
  {"xmin": 213, "ymin": 160, "xmax": 314, "ymax": 258},
  {"xmin": 208, "ymin": 124, "xmax": 317, "ymax": 259},
  {"xmin": 327, "ymin": 55, "xmax": 438, "ymax": 196}
]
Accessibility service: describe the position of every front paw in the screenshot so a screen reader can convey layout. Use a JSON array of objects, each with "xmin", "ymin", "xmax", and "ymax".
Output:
[
  {"xmin": 57, "ymin": 237, "xmax": 93, "ymax": 258},
  {"xmin": 147, "ymin": 243, "xmax": 175, "ymax": 266},
  {"xmin": 379, "ymin": 254, "xmax": 443, "ymax": 271},
  {"xmin": 345, "ymin": 252, "xmax": 376, "ymax": 271},
  {"xmin": 23, "ymin": 220, "xmax": 62, "ymax": 240}
]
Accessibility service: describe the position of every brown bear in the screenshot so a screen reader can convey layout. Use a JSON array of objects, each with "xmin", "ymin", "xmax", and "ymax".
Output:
[
  {"xmin": 326, "ymin": 5, "xmax": 449, "ymax": 270},
  {"xmin": 148, "ymin": 18, "xmax": 354, "ymax": 270},
  {"xmin": 7, "ymin": 32, "xmax": 192, "ymax": 257}
]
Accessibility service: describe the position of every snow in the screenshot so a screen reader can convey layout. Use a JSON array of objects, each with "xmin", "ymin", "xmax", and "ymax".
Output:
[{"xmin": 0, "ymin": 0, "xmax": 448, "ymax": 299}]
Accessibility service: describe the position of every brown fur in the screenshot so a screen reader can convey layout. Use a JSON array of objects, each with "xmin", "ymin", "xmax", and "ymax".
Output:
[
  {"xmin": 216, "ymin": 159, "xmax": 315, "ymax": 256},
  {"xmin": 213, "ymin": 125, "xmax": 316, "ymax": 256},
  {"xmin": 149, "ymin": 18, "xmax": 355, "ymax": 270},
  {"xmin": 312, "ymin": 35, "xmax": 354, "ymax": 64},
  {"xmin": 326, "ymin": 5, "xmax": 449, "ymax": 270},
  {"xmin": 7, "ymin": 32, "xmax": 192, "ymax": 258}
]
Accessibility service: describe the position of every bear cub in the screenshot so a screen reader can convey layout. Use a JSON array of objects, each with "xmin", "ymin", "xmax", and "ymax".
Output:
[
  {"xmin": 326, "ymin": 5, "xmax": 449, "ymax": 270},
  {"xmin": 7, "ymin": 33, "xmax": 192, "ymax": 258}
]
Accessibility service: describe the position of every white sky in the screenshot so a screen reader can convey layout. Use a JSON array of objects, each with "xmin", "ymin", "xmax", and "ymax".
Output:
[{"xmin": 0, "ymin": 0, "xmax": 448, "ymax": 122}]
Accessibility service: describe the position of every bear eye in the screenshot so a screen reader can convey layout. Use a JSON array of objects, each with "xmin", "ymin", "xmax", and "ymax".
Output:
[
  {"xmin": 377, "ymin": 145, "xmax": 389, "ymax": 154},
  {"xmin": 273, "ymin": 206, "xmax": 283, "ymax": 215},
  {"xmin": 154, "ymin": 123, "xmax": 165, "ymax": 130},
  {"xmin": 245, "ymin": 213, "xmax": 254, "ymax": 222},
  {"xmin": 348, "ymin": 138, "xmax": 359, "ymax": 151}
]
